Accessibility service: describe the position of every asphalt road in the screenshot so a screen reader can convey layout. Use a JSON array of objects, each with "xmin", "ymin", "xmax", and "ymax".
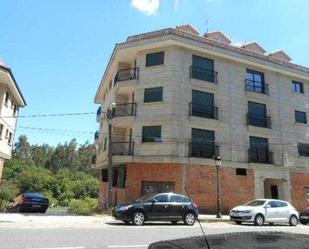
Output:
[{"xmin": 0, "ymin": 221, "xmax": 308, "ymax": 249}]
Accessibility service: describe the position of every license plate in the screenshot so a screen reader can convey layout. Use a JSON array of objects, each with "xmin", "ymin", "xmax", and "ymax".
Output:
[{"xmin": 32, "ymin": 204, "xmax": 41, "ymax": 208}]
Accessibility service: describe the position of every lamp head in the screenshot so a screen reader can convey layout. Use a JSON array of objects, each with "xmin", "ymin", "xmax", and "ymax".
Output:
[{"xmin": 215, "ymin": 156, "xmax": 221, "ymax": 167}]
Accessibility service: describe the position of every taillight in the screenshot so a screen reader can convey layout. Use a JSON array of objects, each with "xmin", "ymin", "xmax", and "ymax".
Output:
[{"xmin": 193, "ymin": 203, "xmax": 198, "ymax": 208}]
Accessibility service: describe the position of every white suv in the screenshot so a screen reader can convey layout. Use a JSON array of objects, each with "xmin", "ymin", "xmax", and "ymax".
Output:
[{"xmin": 230, "ymin": 199, "xmax": 299, "ymax": 226}]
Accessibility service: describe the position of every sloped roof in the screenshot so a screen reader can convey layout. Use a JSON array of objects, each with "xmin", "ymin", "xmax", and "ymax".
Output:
[
  {"xmin": 268, "ymin": 50, "xmax": 292, "ymax": 62},
  {"xmin": 204, "ymin": 31, "xmax": 231, "ymax": 44},
  {"xmin": 176, "ymin": 24, "xmax": 200, "ymax": 36},
  {"xmin": 242, "ymin": 42, "xmax": 266, "ymax": 54}
]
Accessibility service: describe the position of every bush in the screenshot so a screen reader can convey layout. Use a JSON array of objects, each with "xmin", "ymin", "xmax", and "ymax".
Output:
[
  {"xmin": 0, "ymin": 183, "xmax": 19, "ymax": 211},
  {"xmin": 68, "ymin": 198, "xmax": 98, "ymax": 215}
]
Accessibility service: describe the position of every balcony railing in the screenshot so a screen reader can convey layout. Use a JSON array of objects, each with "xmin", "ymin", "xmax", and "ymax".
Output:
[
  {"xmin": 248, "ymin": 149, "xmax": 273, "ymax": 164},
  {"xmin": 246, "ymin": 113, "xmax": 271, "ymax": 128},
  {"xmin": 245, "ymin": 79, "xmax": 269, "ymax": 94},
  {"xmin": 114, "ymin": 103, "xmax": 137, "ymax": 117},
  {"xmin": 94, "ymin": 130, "xmax": 99, "ymax": 140},
  {"xmin": 189, "ymin": 102, "xmax": 218, "ymax": 120},
  {"xmin": 189, "ymin": 142, "xmax": 219, "ymax": 159},
  {"xmin": 112, "ymin": 142, "xmax": 134, "ymax": 156},
  {"xmin": 114, "ymin": 67, "xmax": 139, "ymax": 84},
  {"xmin": 189, "ymin": 66, "xmax": 218, "ymax": 83}
]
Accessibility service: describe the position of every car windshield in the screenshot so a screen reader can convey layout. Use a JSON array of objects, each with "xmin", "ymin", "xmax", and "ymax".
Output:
[
  {"xmin": 135, "ymin": 193, "xmax": 157, "ymax": 202},
  {"xmin": 245, "ymin": 200, "xmax": 266, "ymax": 206}
]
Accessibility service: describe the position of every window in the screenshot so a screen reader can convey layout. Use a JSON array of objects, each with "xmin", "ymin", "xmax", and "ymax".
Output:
[
  {"xmin": 298, "ymin": 143, "xmax": 309, "ymax": 157},
  {"xmin": 191, "ymin": 55, "xmax": 215, "ymax": 82},
  {"xmin": 191, "ymin": 90, "xmax": 216, "ymax": 119},
  {"xmin": 278, "ymin": 201, "xmax": 288, "ymax": 207},
  {"xmin": 154, "ymin": 194, "xmax": 169, "ymax": 202},
  {"xmin": 292, "ymin": 81, "xmax": 304, "ymax": 93},
  {"xmin": 4, "ymin": 92, "xmax": 9, "ymax": 105},
  {"xmin": 144, "ymin": 87, "xmax": 163, "ymax": 103},
  {"xmin": 112, "ymin": 168, "xmax": 118, "ymax": 187},
  {"xmin": 5, "ymin": 129, "xmax": 9, "ymax": 139},
  {"xmin": 13, "ymin": 105, "xmax": 18, "ymax": 117},
  {"xmin": 246, "ymin": 69, "xmax": 267, "ymax": 94},
  {"xmin": 142, "ymin": 126, "xmax": 161, "ymax": 142},
  {"xmin": 0, "ymin": 124, "xmax": 3, "ymax": 139},
  {"xmin": 141, "ymin": 181, "xmax": 175, "ymax": 196},
  {"xmin": 236, "ymin": 168, "xmax": 247, "ymax": 176},
  {"xmin": 268, "ymin": 201, "xmax": 280, "ymax": 208},
  {"xmin": 191, "ymin": 128, "xmax": 215, "ymax": 158},
  {"xmin": 146, "ymin": 51, "xmax": 164, "ymax": 67},
  {"xmin": 170, "ymin": 195, "xmax": 185, "ymax": 203},
  {"xmin": 104, "ymin": 137, "xmax": 107, "ymax": 150},
  {"xmin": 247, "ymin": 101, "xmax": 269, "ymax": 128},
  {"xmin": 249, "ymin": 136, "xmax": 271, "ymax": 163},
  {"xmin": 295, "ymin": 111, "xmax": 307, "ymax": 124},
  {"xmin": 101, "ymin": 169, "xmax": 108, "ymax": 182}
]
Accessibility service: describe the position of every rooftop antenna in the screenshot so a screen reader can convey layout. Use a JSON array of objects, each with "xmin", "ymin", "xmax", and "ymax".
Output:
[{"xmin": 203, "ymin": 16, "xmax": 209, "ymax": 34}]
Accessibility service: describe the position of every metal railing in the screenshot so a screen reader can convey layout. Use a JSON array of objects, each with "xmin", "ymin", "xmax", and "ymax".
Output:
[
  {"xmin": 114, "ymin": 103, "xmax": 137, "ymax": 117},
  {"xmin": 189, "ymin": 102, "xmax": 218, "ymax": 120},
  {"xmin": 245, "ymin": 79, "xmax": 269, "ymax": 94},
  {"xmin": 189, "ymin": 66, "xmax": 218, "ymax": 83},
  {"xmin": 246, "ymin": 113, "xmax": 271, "ymax": 128},
  {"xmin": 189, "ymin": 142, "xmax": 219, "ymax": 159},
  {"xmin": 112, "ymin": 142, "xmax": 134, "ymax": 156},
  {"xmin": 248, "ymin": 149, "xmax": 273, "ymax": 164},
  {"xmin": 94, "ymin": 131, "xmax": 99, "ymax": 140},
  {"xmin": 114, "ymin": 67, "xmax": 139, "ymax": 84}
]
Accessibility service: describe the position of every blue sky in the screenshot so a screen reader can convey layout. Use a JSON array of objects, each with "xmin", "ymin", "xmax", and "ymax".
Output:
[{"xmin": 1, "ymin": 0, "xmax": 308, "ymax": 146}]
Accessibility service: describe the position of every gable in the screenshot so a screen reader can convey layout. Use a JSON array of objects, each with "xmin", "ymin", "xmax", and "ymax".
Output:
[
  {"xmin": 268, "ymin": 50, "xmax": 292, "ymax": 62},
  {"xmin": 176, "ymin": 24, "xmax": 200, "ymax": 36},
  {"xmin": 242, "ymin": 42, "xmax": 266, "ymax": 54},
  {"xmin": 204, "ymin": 31, "xmax": 231, "ymax": 44}
]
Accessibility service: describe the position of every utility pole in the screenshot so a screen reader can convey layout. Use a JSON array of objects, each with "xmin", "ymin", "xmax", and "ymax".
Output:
[{"xmin": 215, "ymin": 156, "xmax": 222, "ymax": 218}]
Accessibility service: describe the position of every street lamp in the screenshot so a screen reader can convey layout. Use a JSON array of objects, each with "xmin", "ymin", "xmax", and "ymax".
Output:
[
  {"xmin": 106, "ymin": 102, "xmax": 116, "ymax": 209},
  {"xmin": 215, "ymin": 156, "xmax": 222, "ymax": 218}
]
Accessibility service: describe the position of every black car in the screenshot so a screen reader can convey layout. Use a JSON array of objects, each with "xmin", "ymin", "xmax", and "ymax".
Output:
[
  {"xmin": 299, "ymin": 208, "xmax": 309, "ymax": 225},
  {"xmin": 112, "ymin": 192, "xmax": 199, "ymax": 226},
  {"xmin": 9, "ymin": 192, "xmax": 49, "ymax": 213}
]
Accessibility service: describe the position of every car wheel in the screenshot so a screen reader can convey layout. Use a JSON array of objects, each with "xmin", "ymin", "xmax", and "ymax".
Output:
[
  {"xmin": 171, "ymin": 221, "xmax": 178, "ymax": 225},
  {"xmin": 254, "ymin": 214, "xmax": 264, "ymax": 226},
  {"xmin": 235, "ymin": 221, "xmax": 242, "ymax": 225},
  {"xmin": 132, "ymin": 212, "xmax": 145, "ymax": 226},
  {"xmin": 289, "ymin": 215, "xmax": 298, "ymax": 226},
  {"xmin": 184, "ymin": 212, "xmax": 196, "ymax": 226}
]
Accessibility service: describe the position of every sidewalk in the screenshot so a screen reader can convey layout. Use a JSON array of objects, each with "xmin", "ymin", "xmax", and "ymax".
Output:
[{"xmin": 198, "ymin": 214, "xmax": 230, "ymax": 222}]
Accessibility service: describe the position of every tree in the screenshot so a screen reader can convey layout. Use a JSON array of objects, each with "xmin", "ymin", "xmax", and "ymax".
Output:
[{"xmin": 13, "ymin": 135, "xmax": 32, "ymax": 160}]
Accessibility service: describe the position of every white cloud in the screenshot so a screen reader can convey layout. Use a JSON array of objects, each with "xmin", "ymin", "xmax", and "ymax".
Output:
[{"xmin": 131, "ymin": 0, "xmax": 160, "ymax": 16}]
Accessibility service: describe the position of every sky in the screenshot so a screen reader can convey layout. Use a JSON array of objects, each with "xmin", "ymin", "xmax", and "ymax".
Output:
[{"xmin": 1, "ymin": 0, "xmax": 309, "ymax": 146}]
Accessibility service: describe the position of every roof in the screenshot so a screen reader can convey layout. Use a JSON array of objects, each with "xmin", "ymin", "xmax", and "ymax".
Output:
[
  {"xmin": 241, "ymin": 42, "xmax": 266, "ymax": 54},
  {"xmin": 269, "ymin": 50, "xmax": 292, "ymax": 62},
  {"xmin": 176, "ymin": 24, "xmax": 200, "ymax": 36},
  {"xmin": 0, "ymin": 64, "xmax": 27, "ymax": 106},
  {"xmin": 204, "ymin": 31, "xmax": 231, "ymax": 44}
]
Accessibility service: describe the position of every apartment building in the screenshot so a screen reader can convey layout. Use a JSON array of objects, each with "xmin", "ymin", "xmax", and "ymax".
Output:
[
  {"xmin": 94, "ymin": 25, "xmax": 309, "ymax": 212},
  {"xmin": 0, "ymin": 58, "xmax": 26, "ymax": 183}
]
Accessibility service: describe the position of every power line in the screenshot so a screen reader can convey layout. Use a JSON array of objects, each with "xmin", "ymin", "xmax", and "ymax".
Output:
[{"xmin": 0, "ymin": 111, "xmax": 96, "ymax": 119}]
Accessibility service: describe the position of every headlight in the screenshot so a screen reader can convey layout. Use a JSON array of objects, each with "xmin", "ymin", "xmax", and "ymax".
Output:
[
  {"xmin": 118, "ymin": 205, "xmax": 132, "ymax": 211},
  {"xmin": 242, "ymin": 210, "xmax": 252, "ymax": 214}
]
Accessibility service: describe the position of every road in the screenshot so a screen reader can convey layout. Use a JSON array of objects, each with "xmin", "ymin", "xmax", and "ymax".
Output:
[{"xmin": 0, "ymin": 220, "xmax": 308, "ymax": 249}]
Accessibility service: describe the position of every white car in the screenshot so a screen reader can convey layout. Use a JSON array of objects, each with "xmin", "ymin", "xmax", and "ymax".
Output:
[{"xmin": 230, "ymin": 199, "xmax": 299, "ymax": 226}]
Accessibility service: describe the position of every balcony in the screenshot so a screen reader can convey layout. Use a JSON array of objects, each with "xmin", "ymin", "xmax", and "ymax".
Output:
[
  {"xmin": 112, "ymin": 142, "xmax": 134, "ymax": 156},
  {"xmin": 94, "ymin": 130, "xmax": 99, "ymax": 141},
  {"xmin": 245, "ymin": 79, "xmax": 269, "ymax": 95},
  {"xmin": 189, "ymin": 66, "xmax": 218, "ymax": 83},
  {"xmin": 189, "ymin": 142, "xmax": 219, "ymax": 159},
  {"xmin": 96, "ymin": 106, "xmax": 101, "ymax": 122},
  {"xmin": 114, "ymin": 103, "xmax": 137, "ymax": 117},
  {"xmin": 248, "ymin": 149, "xmax": 273, "ymax": 164},
  {"xmin": 114, "ymin": 67, "xmax": 139, "ymax": 85},
  {"xmin": 189, "ymin": 102, "xmax": 218, "ymax": 120},
  {"xmin": 246, "ymin": 113, "xmax": 271, "ymax": 128}
]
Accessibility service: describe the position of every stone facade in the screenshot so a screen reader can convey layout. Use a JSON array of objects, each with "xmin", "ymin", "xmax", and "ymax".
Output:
[{"xmin": 94, "ymin": 26, "xmax": 309, "ymax": 212}]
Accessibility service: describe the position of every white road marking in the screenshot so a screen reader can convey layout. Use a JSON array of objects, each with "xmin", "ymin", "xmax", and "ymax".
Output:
[
  {"xmin": 107, "ymin": 245, "xmax": 148, "ymax": 248},
  {"xmin": 27, "ymin": 247, "xmax": 85, "ymax": 249}
]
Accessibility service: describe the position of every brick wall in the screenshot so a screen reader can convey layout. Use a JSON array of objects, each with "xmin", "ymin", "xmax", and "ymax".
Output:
[
  {"xmin": 187, "ymin": 165, "xmax": 255, "ymax": 213},
  {"xmin": 125, "ymin": 162, "xmax": 255, "ymax": 213},
  {"xmin": 291, "ymin": 172, "xmax": 309, "ymax": 211}
]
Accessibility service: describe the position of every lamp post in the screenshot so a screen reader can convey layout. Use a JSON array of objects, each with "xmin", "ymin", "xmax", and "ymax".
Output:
[
  {"xmin": 106, "ymin": 102, "xmax": 116, "ymax": 209},
  {"xmin": 215, "ymin": 156, "xmax": 222, "ymax": 218}
]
